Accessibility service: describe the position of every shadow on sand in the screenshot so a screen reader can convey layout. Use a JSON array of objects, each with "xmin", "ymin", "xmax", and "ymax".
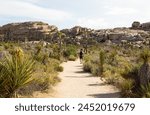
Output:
[
  {"xmin": 88, "ymin": 83, "xmax": 106, "ymax": 86},
  {"xmin": 87, "ymin": 92, "xmax": 120, "ymax": 98},
  {"xmin": 74, "ymin": 71, "xmax": 88, "ymax": 74},
  {"xmin": 64, "ymin": 75, "xmax": 93, "ymax": 78}
]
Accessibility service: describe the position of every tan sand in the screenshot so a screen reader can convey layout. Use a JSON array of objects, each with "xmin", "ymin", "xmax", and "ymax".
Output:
[{"xmin": 34, "ymin": 59, "xmax": 120, "ymax": 98}]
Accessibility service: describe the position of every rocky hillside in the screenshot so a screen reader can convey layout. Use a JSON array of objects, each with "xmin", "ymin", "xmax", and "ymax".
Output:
[
  {"xmin": 0, "ymin": 21, "xmax": 150, "ymax": 47},
  {"xmin": 61, "ymin": 26, "xmax": 150, "ymax": 46},
  {"xmin": 0, "ymin": 21, "xmax": 58, "ymax": 42}
]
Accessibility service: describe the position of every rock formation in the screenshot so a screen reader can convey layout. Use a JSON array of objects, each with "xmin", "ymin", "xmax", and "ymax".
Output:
[
  {"xmin": 0, "ymin": 21, "xmax": 150, "ymax": 47},
  {"xmin": 131, "ymin": 21, "xmax": 150, "ymax": 31},
  {"xmin": 0, "ymin": 21, "xmax": 58, "ymax": 42}
]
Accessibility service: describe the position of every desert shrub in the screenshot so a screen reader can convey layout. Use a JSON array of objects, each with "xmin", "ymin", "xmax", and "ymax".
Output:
[
  {"xmin": 55, "ymin": 66, "xmax": 64, "ymax": 72},
  {"xmin": 119, "ymin": 79, "xmax": 135, "ymax": 97},
  {"xmin": 18, "ymin": 58, "xmax": 61, "ymax": 96},
  {"xmin": 68, "ymin": 55, "xmax": 76, "ymax": 61},
  {"xmin": 18, "ymin": 72, "xmax": 60, "ymax": 96},
  {"xmin": 83, "ymin": 54, "xmax": 91, "ymax": 62},
  {"xmin": 0, "ymin": 47, "xmax": 35, "ymax": 98},
  {"xmin": 48, "ymin": 45, "xmax": 61, "ymax": 60},
  {"xmin": 91, "ymin": 65, "xmax": 99, "ymax": 76},
  {"xmin": 0, "ymin": 42, "xmax": 64, "ymax": 97},
  {"xmin": 105, "ymin": 76, "xmax": 119, "ymax": 85},
  {"xmin": 63, "ymin": 45, "xmax": 77, "ymax": 58},
  {"xmin": 83, "ymin": 61, "xmax": 92, "ymax": 72},
  {"xmin": 121, "ymin": 64, "xmax": 140, "ymax": 87}
]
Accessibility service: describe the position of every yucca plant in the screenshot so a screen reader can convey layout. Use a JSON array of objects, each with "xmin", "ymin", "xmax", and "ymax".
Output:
[
  {"xmin": 139, "ymin": 83, "xmax": 150, "ymax": 98},
  {"xmin": 0, "ymin": 47, "xmax": 35, "ymax": 98}
]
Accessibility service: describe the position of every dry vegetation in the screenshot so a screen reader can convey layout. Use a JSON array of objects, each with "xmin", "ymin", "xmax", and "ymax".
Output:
[
  {"xmin": 83, "ymin": 43, "xmax": 150, "ymax": 97},
  {"xmin": 0, "ymin": 41, "xmax": 78, "ymax": 98}
]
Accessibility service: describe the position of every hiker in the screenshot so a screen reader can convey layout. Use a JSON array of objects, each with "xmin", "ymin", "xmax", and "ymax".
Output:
[{"xmin": 79, "ymin": 49, "xmax": 83, "ymax": 63}]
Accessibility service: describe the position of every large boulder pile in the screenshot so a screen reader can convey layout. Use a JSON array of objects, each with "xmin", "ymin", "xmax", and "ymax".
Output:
[
  {"xmin": 61, "ymin": 26, "xmax": 150, "ymax": 46},
  {"xmin": 131, "ymin": 21, "xmax": 150, "ymax": 31},
  {"xmin": 0, "ymin": 21, "xmax": 58, "ymax": 42},
  {"xmin": 0, "ymin": 21, "xmax": 150, "ymax": 47}
]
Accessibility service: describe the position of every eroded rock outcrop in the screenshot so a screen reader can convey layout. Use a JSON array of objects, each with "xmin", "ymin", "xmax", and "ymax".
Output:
[
  {"xmin": 131, "ymin": 21, "xmax": 150, "ymax": 31},
  {"xmin": 0, "ymin": 21, "xmax": 58, "ymax": 42},
  {"xmin": 0, "ymin": 21, "xmax": 150, "ymax": 47}
]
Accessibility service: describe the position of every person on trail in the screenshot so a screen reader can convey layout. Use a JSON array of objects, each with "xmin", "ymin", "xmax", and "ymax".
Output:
[{"xmin": 79, "ymin": 49, "xmax": 83, "ymax": 63}]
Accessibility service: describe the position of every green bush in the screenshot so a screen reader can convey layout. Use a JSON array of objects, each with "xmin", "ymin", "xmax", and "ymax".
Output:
[
  {"xmin": 83, "ymin": 54, "xmax": 91, "ymax": 62},
  {"xmin": 63, "ymin": 45, "xmax": 77, "ymax": 58},
  {"xmin": 68, "ymin": 55, "xmax": 76, "ymax": 61}
]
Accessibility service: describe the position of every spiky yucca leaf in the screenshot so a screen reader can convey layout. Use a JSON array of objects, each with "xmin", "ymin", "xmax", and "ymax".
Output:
[
  {"xmin": 0, "ymin": 48, "xmax": 35, "ymax": 98},
  {"xmin": 139, "ymin": 83, "xmax": 150, "ymax": 98}
]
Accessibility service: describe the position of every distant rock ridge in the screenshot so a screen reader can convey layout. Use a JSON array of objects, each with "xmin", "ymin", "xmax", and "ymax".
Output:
[
  {"xmin": 0, "ymin": 21, "xmax": 58, "ymax": 42},
  {"xmin": 0, "ymin": 21, "xmax": 150, "ymax": 47}
]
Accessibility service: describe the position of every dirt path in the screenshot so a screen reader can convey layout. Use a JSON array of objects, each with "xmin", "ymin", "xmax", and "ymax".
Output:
[{"xmin": 34, "ymin": 59, "xmax": 120, "ymax": 98}]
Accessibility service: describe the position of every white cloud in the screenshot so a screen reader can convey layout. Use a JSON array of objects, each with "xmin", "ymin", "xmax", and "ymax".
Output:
[
  {"xmin": 0, "ymin": 0, "xmax": 150, "ymax": 29},
  {"xmin": 76, "ymin": 18, "xmax": 108, "ymax": 29},
  {"xmin": 106, "ymin": 7, "xmax": 138, "ymax": 15},
  {"xmin": 0, "ymin": 0, "xmax": 71, "ymax": 21}
]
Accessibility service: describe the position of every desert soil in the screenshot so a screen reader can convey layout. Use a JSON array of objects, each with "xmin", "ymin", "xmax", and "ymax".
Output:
[{"xmin": 33, "ymin": 59, "xmax": 120, "ymax": 98}]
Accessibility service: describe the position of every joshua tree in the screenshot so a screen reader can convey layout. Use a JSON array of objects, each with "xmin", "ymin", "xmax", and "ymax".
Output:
[
  {"xmin": 83, "ymin": 30, "xmax": 90, "ymax": 54},
  {"xmin": 99, "ymin": 50, "xmax": 105, "ymax": 78},
  {"xmin": 138, "ymin": 49, "xmax": 150, "ymax": 86},
  {"xmin": 57, "ymin": 32, "xmax": 66, "ymax": 60}
]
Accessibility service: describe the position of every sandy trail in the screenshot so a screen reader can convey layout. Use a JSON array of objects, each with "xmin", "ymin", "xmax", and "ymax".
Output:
[{"xmin": 34, "ymin": 59, "xmax": 120, "ymax": 98}]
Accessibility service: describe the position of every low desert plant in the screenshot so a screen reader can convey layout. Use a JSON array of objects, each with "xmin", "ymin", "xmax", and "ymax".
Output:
[
  {"xmin": 0, "ymin": 47, "xmax": 35, "ymax": 98},
  {"xmin": 119, "ymin": 79, "xmax": 135, "ymax": 97},
  {"xmin": 138, "ymin": 83, "xmax": 150, "ymax": 98},
  {"xmin": 83, "ymin": 61, "xmax": 92, "ymax": 72},
  {"xmin": 68, "ymin": 55, "xmax": 76, "ymax": 61},
  {"xmin": 55, "ymin": 66, "xmax": 64, "ymax": 72}
]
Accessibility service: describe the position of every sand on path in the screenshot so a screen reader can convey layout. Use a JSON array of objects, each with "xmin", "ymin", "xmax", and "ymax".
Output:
[{"xmin": 34, "ymin": 59, "xmax": 120, "ymax": 98}]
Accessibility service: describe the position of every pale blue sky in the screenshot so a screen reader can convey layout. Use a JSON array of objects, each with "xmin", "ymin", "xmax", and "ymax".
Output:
[{"xmin": 0, "ymin": 0, "xmax": 150, "ymax": 29}]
